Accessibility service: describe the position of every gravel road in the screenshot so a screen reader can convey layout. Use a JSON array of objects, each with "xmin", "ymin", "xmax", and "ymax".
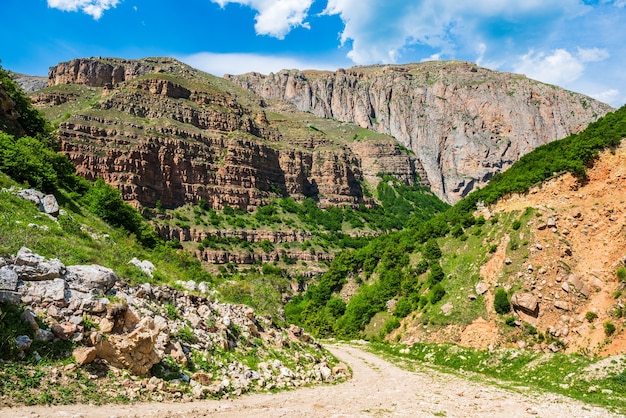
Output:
[{"xmin": 3, "ymin": 343, "xmax": 621, "ymax": 418}]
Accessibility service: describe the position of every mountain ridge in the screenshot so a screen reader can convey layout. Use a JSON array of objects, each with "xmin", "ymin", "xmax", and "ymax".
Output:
[{"xmin": 226, "ymin": 60, "xmax": 612, "ymax": 203}]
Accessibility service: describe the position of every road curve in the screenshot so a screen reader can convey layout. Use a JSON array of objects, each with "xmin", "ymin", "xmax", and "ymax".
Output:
[{"xmin": 3, "ymin": 343, "xmax": 620, "ymax": 418}]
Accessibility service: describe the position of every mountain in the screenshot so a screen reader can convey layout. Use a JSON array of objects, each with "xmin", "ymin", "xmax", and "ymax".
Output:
[
  {"xmin": 32, "ymin": 57, "xmax": 424, "ymax": 211},
  {"xmin": 286, "ymin": 104, "xmax": 626, "ymax": 357},
  {"xmin": 227, "ymin": 61, "xmax": 612, "ymax": 203}
]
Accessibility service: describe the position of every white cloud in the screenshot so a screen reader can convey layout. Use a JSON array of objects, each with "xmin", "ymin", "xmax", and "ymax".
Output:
[
  {"xmin": 591, "ymin": 89, "xmax": 620, "ymax": 104},
  {"xmin": 321, "ymin": 0, "xmax": 586, "ymax": 65},
  {"xmin": 179, "ymin": 52, "xmax": 341, "ymax": 76},
  {"xmin": 211, "ymin": 0, "xmax": 313, "ymax": 39},
  {"xmin": 514, "ymin": 49, "xmax": 584, "ymax": 85},
  {"xmin": 577, "ymin": 47, "xmax": 610, "ymax": 63},
  {"xmin": 47, "ymin": 0, "xmax": 120, "ymax": 20},
  {"xmin": 513, "ymin": 47, "xmax": 610, "ymax": 86}
]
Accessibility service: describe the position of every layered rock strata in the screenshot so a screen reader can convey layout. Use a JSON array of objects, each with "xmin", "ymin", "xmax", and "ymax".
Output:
[{"xmin": 42, "ymin": 58, "xmax": 420, "ymax": 210}]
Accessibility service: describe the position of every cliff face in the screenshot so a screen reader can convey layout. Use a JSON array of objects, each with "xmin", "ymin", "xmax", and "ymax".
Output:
[
  {"xmin": 47, "ymin": 57, "xmax": 178, "ymax": 88},
  {"xmin": 226, "ymin": 61, "xmax": 613, "ymax": 203},
  {"xmin": 41, "ymin": 58, "xmax": 420, "ymax": 210}
]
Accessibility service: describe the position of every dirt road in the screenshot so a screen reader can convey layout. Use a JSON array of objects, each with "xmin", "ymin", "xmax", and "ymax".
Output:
[{"xmin": 3, "ymin": 343, "xmax": 621, "ymax": 418}]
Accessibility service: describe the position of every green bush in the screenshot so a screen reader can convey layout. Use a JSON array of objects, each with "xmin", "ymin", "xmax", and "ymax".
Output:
[
  {"xmin": 494, "ymin": 288, "xmax": 511, "ymax": 314},
  {"xmin": 429, "ymin": 283, "xmax": 446, "ymax": 304},
  {"xmin": 82, "ymin": 179, "xmax": 159, "ymax": 247},
  {"xmin": 585, "ymin": 311, "xmax": 598, "ymax": 322},
  {"xmin": 0, "ymin": 66, "xmax": 50, "ymax": 137},
  {"xmin": 604, "ymin": 321, "xmax": 616, "ymax": 336},
  {"xmin": 427, "ymin": 263, "xmax": 445, "ymax": 284},
  {"xmin": 504, "ymin": 316, "xmax": 517, "ymax": 326},
  {"xmin": 394, "ymin": 297, "xmax": 413, "ymax": 318},
  {"xmin": 423, "ymin": 239, "xmax": 442, "ymax": 261},
  {"xmin": 617, "ymin": 267, "xmax": 626, "ymax": 282},
  {"xmin": 382, "ymin": 317, "xmax": 401, "ymax": 334},
  {"xmin": 0, "ymin": 133, "xmax": 76, "ymax": 193},
  {"xmin": 259, "ymin": 240, "xmax": 274, "ymax": 253}
]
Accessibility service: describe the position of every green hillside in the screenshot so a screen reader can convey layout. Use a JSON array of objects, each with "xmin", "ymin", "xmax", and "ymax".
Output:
[{"xmin": 286, "ymin": 104, "xmax": 626, "ymax": 339}]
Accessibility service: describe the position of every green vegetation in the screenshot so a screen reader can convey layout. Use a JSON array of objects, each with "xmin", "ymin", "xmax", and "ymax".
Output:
[
  {"xmin": 585, "ymin": 311, "xmax": 599, "ymax": 323},
  {"xmin": 604, "ymin": 321, "xmax": 616, "ymax": 337},
  {"xmin": 0, "ymin": 66, "xmax": 50, "ymax": 137},
  {"xmin": 287, "ymin": 104, "xmax": 625, "ymax": 341},
  {"xmin": 0, "ymin": 66, "xmax": 213, "ymax": 289},
  {"xmin": 494, "ymin": 288, "xmax": 511, "ymax": 314},
  {"xmin": 368, "ymin": 342, "xmax": 626, "ymax": 415}
]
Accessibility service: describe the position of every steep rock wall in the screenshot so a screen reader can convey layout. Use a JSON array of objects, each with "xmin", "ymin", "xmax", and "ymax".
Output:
[{"xmin": 227, "ymin": 61, "xmax": 613, "ymax": 203}]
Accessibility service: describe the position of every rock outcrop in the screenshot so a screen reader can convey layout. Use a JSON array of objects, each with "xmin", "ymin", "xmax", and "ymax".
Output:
[
  {"xmin": 37, "ymin": 57, "xmax": 422, "ymax": 210},
  {"xmin": 226, "ymin": 61, "xmax": 613, "ymax": 203},
  {"xmin": 2, "ymin": 248, "xmax": 348, "ymax": 397}
]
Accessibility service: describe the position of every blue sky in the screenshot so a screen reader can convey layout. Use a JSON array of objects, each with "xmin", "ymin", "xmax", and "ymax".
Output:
[{"xmin": 2, "ymin": 0, "xmax": 626, "ymax": 107}]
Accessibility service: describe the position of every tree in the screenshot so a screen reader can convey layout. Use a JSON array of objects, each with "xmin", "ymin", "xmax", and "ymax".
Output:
[{"xmin": 494, "ymin": 288, "xmax": 511, "ymax": 314}]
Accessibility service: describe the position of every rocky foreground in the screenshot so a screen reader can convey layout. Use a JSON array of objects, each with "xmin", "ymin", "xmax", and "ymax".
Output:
[{"xmin": 0, "ymin": 246, "xmax": 348, "ymax": 407}]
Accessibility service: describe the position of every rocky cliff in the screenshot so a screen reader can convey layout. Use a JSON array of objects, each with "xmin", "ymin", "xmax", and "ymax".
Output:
[
  {"xmin": 226, "ymin": 61, "xmax": 613, "ymax": 203},
  {"xmin": 36, "ymin": 58, "xmax": 421, "ymax": 210}
]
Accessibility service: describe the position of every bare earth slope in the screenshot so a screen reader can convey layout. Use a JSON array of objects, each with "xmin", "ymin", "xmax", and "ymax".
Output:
[{"xmin": 4, "ymin": 343, "xmax": 618, "ymax": 418}]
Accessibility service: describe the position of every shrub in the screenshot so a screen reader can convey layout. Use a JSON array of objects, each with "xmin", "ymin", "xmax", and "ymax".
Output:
[
  {"xmin": 617, "ymin": 267, "xmax": 626, "ymax": 282},
  {"xmin": 427, "ymin": 263, "xmax": 445, "ymax": 284},
  {"xmin": 429, "ymin": 283, "xmax": 446, "ymax": 304},
  {"xmin": 604, "ymin": 321, "xmax": 616, "ymax": 337},
  {"xmin": 504, "ymin": 316, "xmax": 517, "ymax": 326},
  {"xmin": 511, "ymin": 220, "xmax": 521, "ymax": 230},
  {"xmin": 176, "ymin": 325, "xmax": 197, "ymax": 343},
  {"xmin": 494, "ymin": 288, "xmax": 511, "ymax": 314},
  {"xmin": 0, "ymin": 133, "xmax": 76, "ymax": 193},
  {"xmin": 326, "ymin": 297, "xmax": 347, "ymax": 318},
  {"xmin": 259, "ymin": 240, "xmax": 274, "ymax": 253},
  {"xmin": 423, "ymin": 239, "xmax": 442, "ymax": 261},
  {"xmin": 585, "ymin": 311, "xmax": 598, "ymax": 322},
  {"xmin": 394, "ymin": 297, "xmax": 413, "ymax": 318},
  {"xmin": 382, "ymin": 317, "xmax": 401, "ymax": 334}
]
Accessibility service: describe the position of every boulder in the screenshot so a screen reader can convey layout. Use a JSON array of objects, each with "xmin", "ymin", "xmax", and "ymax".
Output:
[
  {"xmin": 15, "ymin": 335, "xmax": 32, "ymax": 352},
  {"xmin": 16, "ymin": 189, "xmax": 44, "ymax": 205},
  {"xmin": 332, "ymin": 363, "xmax": 350, "ymax": 377},
  {"xmin": 95, "ymin": 316, "xmax": 161, "ymax": 376},
  {"xmin": 128, "ymin": 258, "xmax": 155, "ymax": 278},
  {"xmin": 567, "ymin": 275, "xmax": 590, "ymax": 298},
  {"xmin": 192, "ymin": 372, "xmax": 212, "ymax": 386},
  {"xmin": 35, "ymin": 328, "xmax": 54, "ymax": 342},
  {"xmin": 0, "ymin": 290, "xmax": 21, "ymax": 304},
  {"xmin": 20, "ymin": 310, "xmax": 39, "ymax": 330},
  {"xmin": 554, "ymin": 300, "xmax": 571, "ymax": 311},
  {"xmin": 511, "ymin": 292, "xmax": 539, "ymax": 317},
  {"xmin": 19, "ymin": 278, "xmax": 66, "ymax": 304},
  {"xmin": 40, "ymin": 194, "xmax": 60, "ymax": 216},
  {"xmin": 0, "ymin": 266, "xmax": 18, "ymax": 290},
  {"xmin": 51, "ymin": 322, "xmax": 78, "ymax": 340},
  {"xmin": 13, "ymin": 247, "xmax": 65, "ymax": 281},
  {"xmin": 65, "ymin": 265, "xmax": 117, "ymax": 294},
  {"xmin": 475, "ymin": 282, "xmax": 489, "ymax": 295},
  {"xmin": 73, "ymin": 346, "xmax": 97, "ymax": 366},
  {"xmin": 165, "ymin": 341, "xmax": 187, "ymax": 366},
  {"xmin": 319, "ymin": 365, "xmax": 332, "ymax": 382}
]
